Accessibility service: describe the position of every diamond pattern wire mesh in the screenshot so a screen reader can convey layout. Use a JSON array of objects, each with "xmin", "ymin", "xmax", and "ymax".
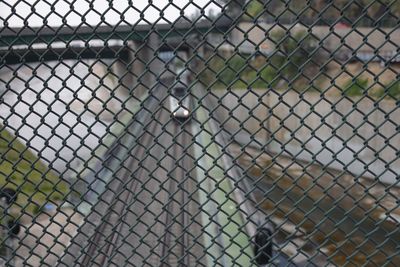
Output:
[{"xmin": 0, "ymin": 0, "xmax": 400, "ymax": 266}]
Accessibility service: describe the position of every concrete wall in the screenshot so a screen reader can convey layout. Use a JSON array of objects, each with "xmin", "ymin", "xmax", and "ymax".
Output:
[{"xmin": 212, "ymin": 89, "xmax": 400, "ymax": 184}]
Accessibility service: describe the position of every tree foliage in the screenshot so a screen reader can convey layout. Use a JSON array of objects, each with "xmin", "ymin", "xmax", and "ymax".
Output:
[
  {"xmin": 267, "ymin": 29, "xmax": 326, "ymax": 88},
  {"xmin": 217, "ymin": 0, "xmax": 247, "ymax": 19},
  {"xmin": 218, "ymin": 0, "xmax": 400, "ymax": 26}
]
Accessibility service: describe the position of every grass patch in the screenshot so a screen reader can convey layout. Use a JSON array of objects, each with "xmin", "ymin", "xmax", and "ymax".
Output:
[
  {"xmin": 342, "ymin": 77, "xmax": 369, "ymax": 96},
  {"xmin": 202, "ymin": 55, "xmax": 283, "ymax": 90},
  {"xmin": 341, "ymin": 78, "xmax": 400, "ymax": 100},
  {"xmin": 373, "ymin": 81, "xmax": 400, "ymax": 99},
  {"xmin": 0, "ymin": 124, "xmax": 68, "ymax": 215}
]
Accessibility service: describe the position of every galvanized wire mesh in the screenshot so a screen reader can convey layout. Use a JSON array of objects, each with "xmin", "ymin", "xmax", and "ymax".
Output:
[{"xmin": 0, "ymin": 0, "xmax": 400, "ymax": 266}]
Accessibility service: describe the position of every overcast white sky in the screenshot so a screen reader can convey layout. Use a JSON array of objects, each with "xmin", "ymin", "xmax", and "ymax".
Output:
[{"xmin": 0, "ymin": 0, "xmax": 221, "ymax": 27}]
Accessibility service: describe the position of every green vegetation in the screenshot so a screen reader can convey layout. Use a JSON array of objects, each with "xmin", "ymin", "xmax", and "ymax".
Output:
[
  {"xmin": 384, "ymin": 81, "xmax": 400, "ymax": 99},
  {"xmin": 373, "ymin": 81, "xmax": 400, "ymax": 99},
  {"xmin": 342, "ymin": 77, "xmax": 369, "ymax": 96},
  {"xmin": 245, "ymin": 0, "xmax": 265, "ymax": 19},
  {"xmin": 219, "ymin": 0, "xmax": 400, "ymax": 26},
  {"xmin": 0, "ymin": 125, "xmax": 68, "ymax": 215},
  {"xmin": 201, "ymin": 53, "xmax": 399, "ymax": 101},
  {"xmin": 340, "ymin": 78, "xmax": 400, "ymax": 100},
  {"xmin": 200, "ymin": 54, "xmax": 246, "ymax": 88},
  {"xmin": 199, "ymin": 54, "xmax": 274, "ymax": 89},
  {"xmin": 267, "ymin": 29, "xmax": 325, "ymax": 87},
  {"xmin": 200, "ymin": 29, "xmax": 325, "ymax": 91}
]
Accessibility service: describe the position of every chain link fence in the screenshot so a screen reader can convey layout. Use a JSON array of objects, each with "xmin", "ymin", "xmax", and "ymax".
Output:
[{"xmin": 0, "ymin": 0, "xmax": 400, "ymax": 266}]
